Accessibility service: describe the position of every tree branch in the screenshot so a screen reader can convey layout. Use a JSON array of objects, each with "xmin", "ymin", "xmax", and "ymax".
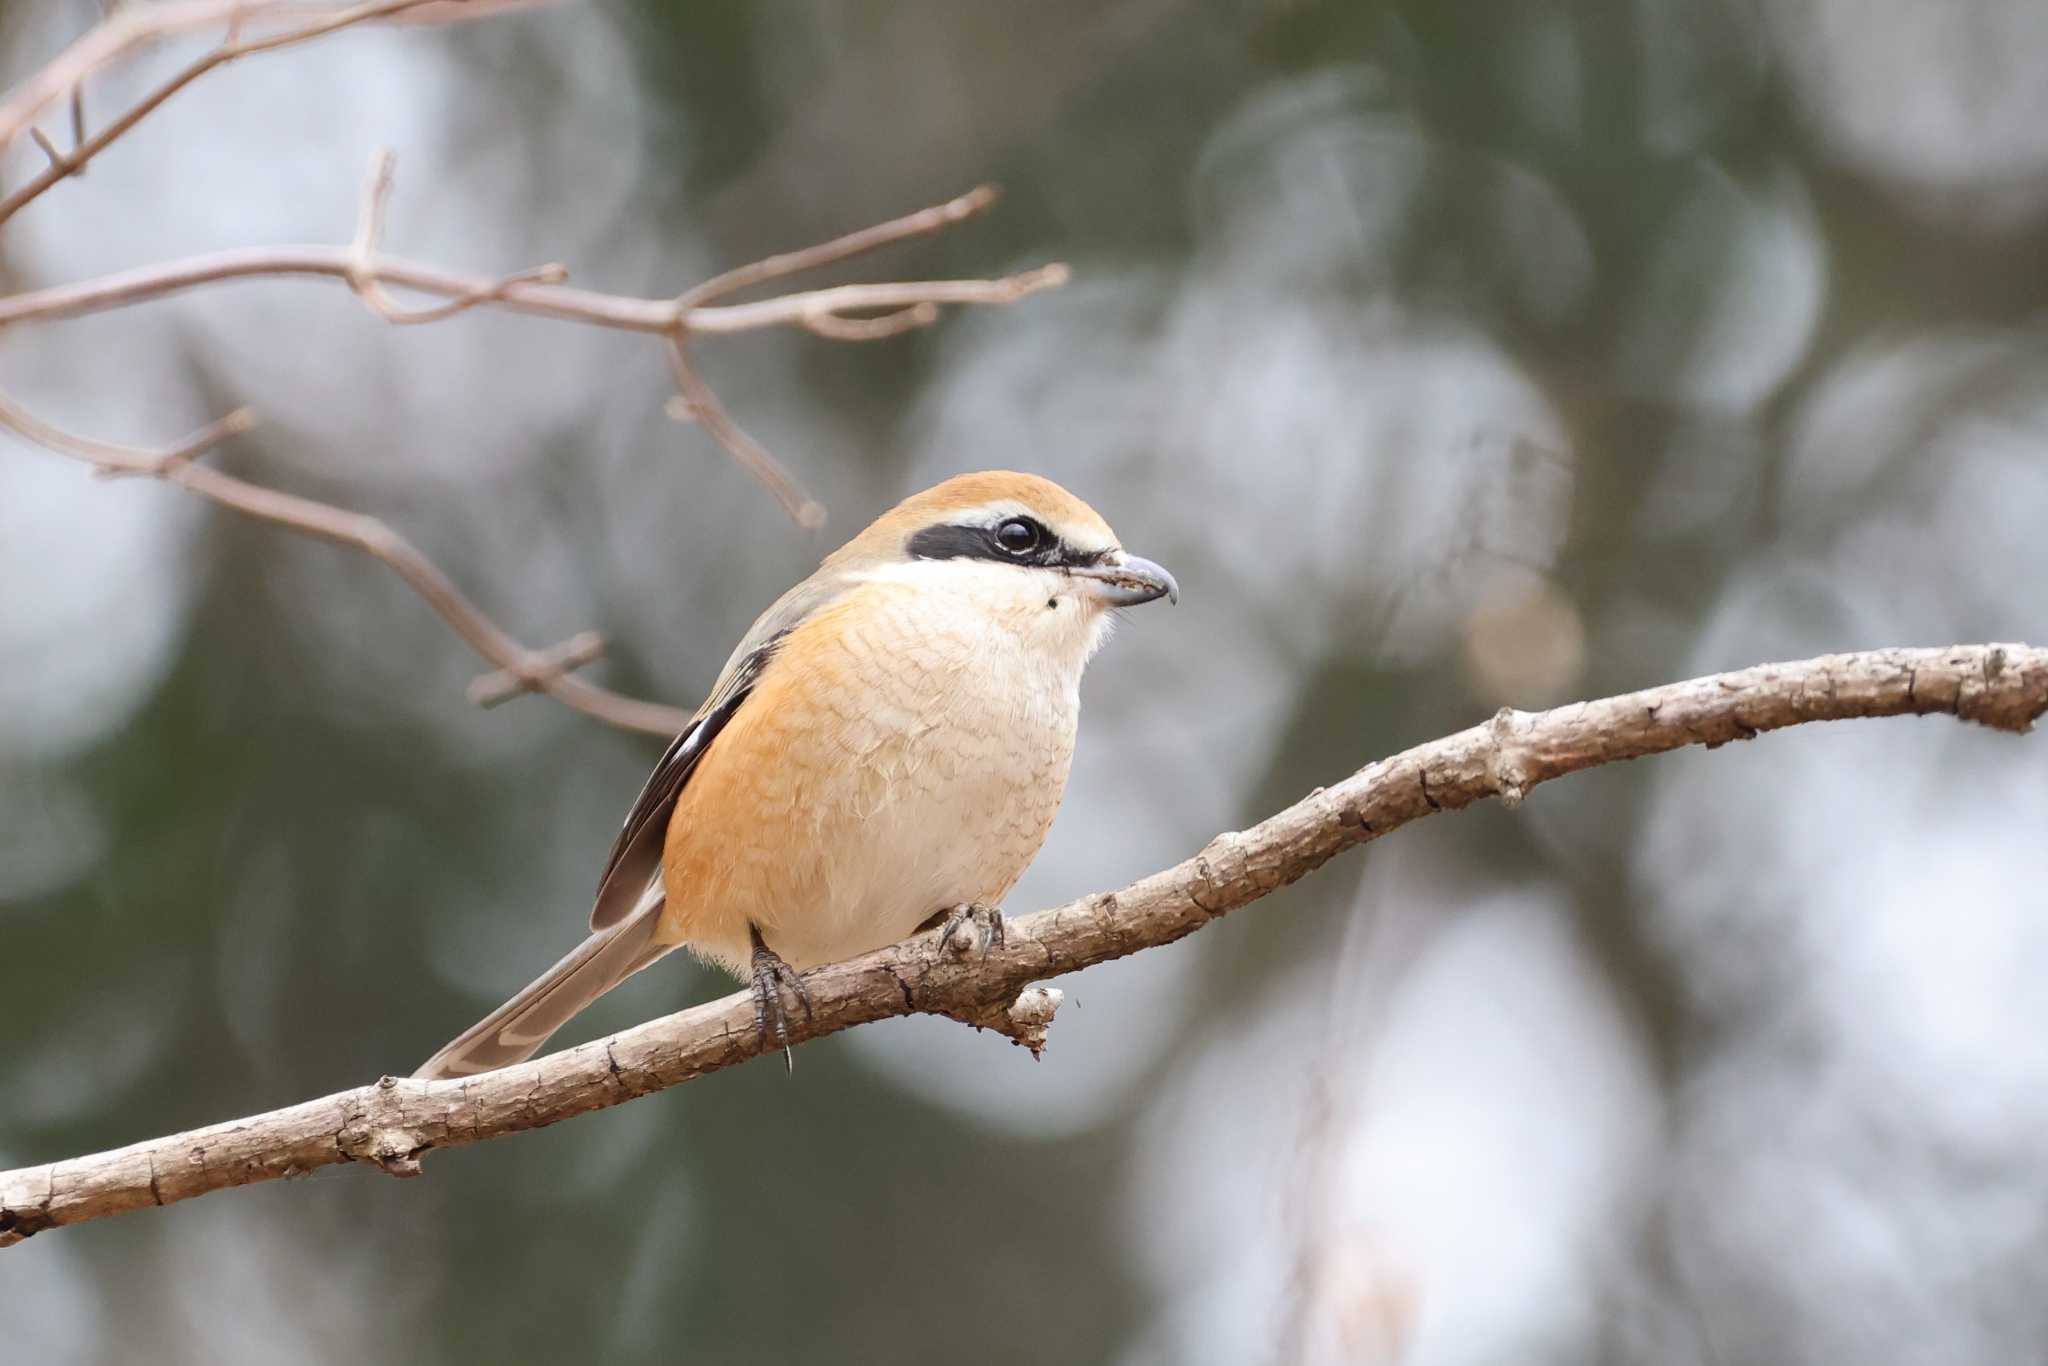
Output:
[
  {"xmin": 0, "ymin": 147, "xmax": 1064, "ymax": 726},
  {"xmin": 2, "ymin": 4, "xmax": 1068, "ymax": 540},
  {"xmin": 4, "ymin": 644, "xmax": 2041, "ymax": 1246},
  {"xmin": 346, "ymin": 146, "xmax": 570, "ymax": 323},
  {"xmin": 0, "ymin": 150, "xmax": 1063, "ymax": 524},
  {"xmin": 664, "ymin": 334, "xmax": 825, "ymax": 528},
  {"xmin": 0, "ymin": 0, "xmax": 535, "ymax": 227},
  {"xmin": 1, "ymin": 2, "xmax": 448, "ymax": 152},
  {"xmin": 0, "ymin": 246, "xmax": 1067, "ymax": 335},
  {"xmin": 0, "ymin": 391, "xmax": 692, "ymax": 736},
  {"xmin": 0, "ymin": 1, "xmax": 506, "ymax": 153}
]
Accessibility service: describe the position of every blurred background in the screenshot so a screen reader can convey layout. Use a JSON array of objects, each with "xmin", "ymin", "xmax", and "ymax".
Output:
[{"xmin": 4, "ymin": 1, "xmax": 2048, "ymax": 1362}]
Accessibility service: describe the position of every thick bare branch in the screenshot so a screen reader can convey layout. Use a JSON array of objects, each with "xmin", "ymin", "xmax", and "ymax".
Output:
[
  {"xmin": 3, "ymin": 644, "xmax": 2041, "ymax": 1246},
  {"xmin": 0, "ymin": 391, "xmax": 690, "ymax": 737}
]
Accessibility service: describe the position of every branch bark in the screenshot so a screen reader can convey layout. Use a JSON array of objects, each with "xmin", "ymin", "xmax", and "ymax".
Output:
[{"xmin": 3, "ymin": 643, "xmax": 2041, "ymax": 1247}]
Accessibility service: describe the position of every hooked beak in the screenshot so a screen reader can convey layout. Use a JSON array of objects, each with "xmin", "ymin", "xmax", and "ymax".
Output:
[{"xmin": 1069, "ymin": 553, "xmax": 1179, "ymax": 607}]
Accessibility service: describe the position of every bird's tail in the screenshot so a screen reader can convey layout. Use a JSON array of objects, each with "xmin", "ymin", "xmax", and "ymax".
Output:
[{"xmin": 414, "ymin": 889, "xmax": 672, "ymax": 1080}]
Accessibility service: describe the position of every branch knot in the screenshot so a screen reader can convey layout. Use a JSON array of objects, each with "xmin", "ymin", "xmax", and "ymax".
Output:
[
  {"xmin": 939, "ymin": 985, "xmax": 1064, "ymax": 1057},
  {"xmin": 1487, "ymin": 706, "xmax": 1532, "ymax": 809},
  {"xmin": 1956, "ymin": 642, "xmax": 2046, "ymax": 733}
]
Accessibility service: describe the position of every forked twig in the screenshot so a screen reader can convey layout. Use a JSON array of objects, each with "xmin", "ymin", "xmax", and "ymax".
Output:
[
  {"xmin": 0, "ymin": 0, "xmax": 529, "ymax": 153},
  {"xmin": 348, "ymin": 148, "xmax": 569, "ymax": 323},
  {"xmin": 0, "ymin": 0, "xmax": 494, "ymax": 229},
  {"xmin": 0, "ymin": 390, "xmax": 690, "ymax": 737},
  {"xmin": 468, "ymin": 629, "xmax": 608, "ymax": 708},
  {"xmin": 665, "ymin": 335, "xmax": 829, "ymax": 529},
  {"xmin": 0, "ymin": 160, "xmax": 1064, "ymax": 726},
  {"xmin": 1, "ymin": 147, "xmax": 1066, "ymax": 537}
]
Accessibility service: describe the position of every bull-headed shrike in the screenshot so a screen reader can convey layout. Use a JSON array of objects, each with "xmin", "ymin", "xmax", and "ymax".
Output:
[{"xmin": 416, "ymin": 471, "xmax": 1177, "ymax": 1079}]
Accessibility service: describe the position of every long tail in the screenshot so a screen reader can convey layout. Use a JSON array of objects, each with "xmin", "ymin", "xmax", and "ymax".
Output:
[{"xmin": 414, "ymin": 891, "xmax": 672, "ymax": 1080}]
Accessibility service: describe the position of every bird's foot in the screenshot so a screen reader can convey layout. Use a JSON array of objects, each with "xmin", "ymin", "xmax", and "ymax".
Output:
[
  {"xmin": 749, "ymin": 924, "xmax": 812, "ymax": 1071},
  {"xmin": 935, "ymin": 902, "xmax": 1008, "ymax": 958}
]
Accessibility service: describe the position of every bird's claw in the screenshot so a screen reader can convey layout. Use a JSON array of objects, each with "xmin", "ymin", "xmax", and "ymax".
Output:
[
  {"xmin": 936, "ymin": 902, "xmax": 1008, "ymax": 958},
  {"xmin": 749, "ymin": 925, "xmax": 812, "ymax": 1070}
]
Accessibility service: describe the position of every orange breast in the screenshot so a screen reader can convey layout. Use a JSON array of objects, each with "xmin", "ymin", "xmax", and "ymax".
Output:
[{"xmin": 658, "ymin": 581, "xmax": 1079, "ymax": 974}]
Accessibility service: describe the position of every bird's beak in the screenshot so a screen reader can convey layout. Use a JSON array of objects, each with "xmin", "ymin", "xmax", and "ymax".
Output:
[{"xmin": 1069, "ymin": 553, "xmax": 1179, "ymax": 607}]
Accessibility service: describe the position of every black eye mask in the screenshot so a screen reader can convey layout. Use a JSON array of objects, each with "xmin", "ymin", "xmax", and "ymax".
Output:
[{"xmin": 906, "ymin": 516, "xmax": 1113, "ymax": 570}]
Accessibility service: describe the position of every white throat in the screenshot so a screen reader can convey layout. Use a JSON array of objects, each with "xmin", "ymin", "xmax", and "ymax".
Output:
[{"xmin": 851, "ymin": 558, "xmax": 1116, "ymax": 678}]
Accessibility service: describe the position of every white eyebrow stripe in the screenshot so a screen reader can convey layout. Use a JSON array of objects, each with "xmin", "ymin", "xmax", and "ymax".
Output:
[{"xmin": 946, "ymin": 501, "xmax": 1030, "ymax": 525}]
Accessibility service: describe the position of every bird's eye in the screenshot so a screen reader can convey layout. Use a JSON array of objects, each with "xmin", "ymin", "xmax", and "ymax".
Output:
[{"xmin": 995, "ymin": 518, "xmax": 1044, "ymax": 555}]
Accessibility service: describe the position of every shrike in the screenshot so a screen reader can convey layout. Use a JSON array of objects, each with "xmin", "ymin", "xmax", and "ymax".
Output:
[{"xmin": 416, "ymin": 471, "xmax": 1177, "ymax": 1079}]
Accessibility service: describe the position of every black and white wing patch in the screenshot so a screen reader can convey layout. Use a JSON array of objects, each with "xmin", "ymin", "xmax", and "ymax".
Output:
[{"xmin": 587, "ymin": 632, "xmax": 787, "ymax": 930}]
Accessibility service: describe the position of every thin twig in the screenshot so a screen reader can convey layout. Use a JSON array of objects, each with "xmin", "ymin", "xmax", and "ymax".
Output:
[
  {"xmin": 28, "ymin": 126, "xmax": 70, "ymax": 172},
  {"xmin": 67, "ymin": 83, "xmax": 87, "ymax": 169},
  {"xmin": 0, "ymin": 167, "xmax": 1064, "ymax": 711},
  {"xmin": 664, "ymin": 335, "xmax": 828, "ymax": 529},
  {"xmin": 801, "ymin": 302, "xmax": 941, "ymax": 341},
  {"xmin": 0, "ymin": 1, "xmax": 278, "ymax": 147},
  {"xmin": 5, "ymin": 396, "xmax": 257, "ymax": 469},
  {"xmin": 467, "ymin": 629, "xmax": 609, "ymax": 708},
  {"xmin": 0, "ymin": 0, "xmax": 503, "ymax": 228},
  {"xmin": 1, "ymin": 644, "xmax": 2042, "ymax": 1245},
  {"xmin": 0, "ymin": 246, "xmax": 665, "ymax": 329},
  {"xmin": 684, "ymin": 267, "xmax": 1071, "ymax": 335},
  {"xmin": 676, "ymin": 183, "xmax": 1000, "ymax": 307},
  {"xmin": 0, "ymin": 173, "xmax": 1065, "ymax": 528},
  {"xmin": 1, "ymin": 0, "xmax": 1067, "ymax": 687},
  {"xmin": 0, "ymin": 2, "xmax": 540, "ymax": 150},
  {"xmin": 346, "ymin": 147, "xmax": 570, "ymax": 322},
  {"xmin": 0, "ymin": 247, "xmax": 1067, "ymax": 336},
  {"xmin": 0, "ymin": 391, "xmax": 690, "ymax": 737}
]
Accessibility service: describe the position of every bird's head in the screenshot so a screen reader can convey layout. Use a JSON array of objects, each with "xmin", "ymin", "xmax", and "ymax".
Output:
[{"xmin": 825, "ymin": 470, "xmax": 1178, "ymax": 662}]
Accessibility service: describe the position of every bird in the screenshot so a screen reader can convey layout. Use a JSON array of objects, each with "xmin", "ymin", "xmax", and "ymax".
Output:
[{"xmin": 415, "ymin": 470, "xmax": 1177, "ymax": 1079}]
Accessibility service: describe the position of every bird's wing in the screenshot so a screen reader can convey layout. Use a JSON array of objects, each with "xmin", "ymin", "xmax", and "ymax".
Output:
[
  {"xmin": 587, "ymin": 572, "xmax": 848, "ymax": 930},
  {"xmin": 417, "ymin": 625, "xmax": 792, "ymax": 1076},
  {"xmin": 418, "ymin": 572, "xmax": 860, "ymax": 1078}
]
